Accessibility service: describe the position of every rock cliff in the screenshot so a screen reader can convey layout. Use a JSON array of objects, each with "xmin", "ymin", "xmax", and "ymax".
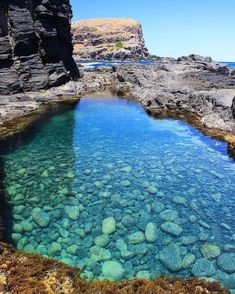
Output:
[
  {"xmin": 0, "ymin": 0, "xmax": 79, "ymax": 95},
  {"xmin": 72, "ymin": 18, "xmax": 150, "ymax": 61}
]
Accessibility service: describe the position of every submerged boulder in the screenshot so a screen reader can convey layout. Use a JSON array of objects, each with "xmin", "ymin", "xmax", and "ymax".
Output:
[
  {"xmin": 159, "ymin": 244, "xmax": 182, "ymax": 272},
  {"xmin": 192, "ymin": 258, "xmax": 216, "ymax": 277},
  {"xmin": 102, "ymin": 261, "xmax": 125, "ymax": 280},
  {"xmin": 31, "ymin": 208, "xmax": 50, "ymax": 228}
]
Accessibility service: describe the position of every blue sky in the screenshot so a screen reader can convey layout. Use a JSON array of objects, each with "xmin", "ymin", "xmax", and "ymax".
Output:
[{"xmin": 71, "ymin": 0, "xmax": 235, "ymax": 61}]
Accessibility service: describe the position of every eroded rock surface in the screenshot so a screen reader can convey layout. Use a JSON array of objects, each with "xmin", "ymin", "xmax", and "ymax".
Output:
[
  {"xmin": 0, "ymin": 0, "xmax": 79, "ymax": 95},
  {"xmin": 72, "ymin": 18, "xmax": 150, "ymax": 61}
]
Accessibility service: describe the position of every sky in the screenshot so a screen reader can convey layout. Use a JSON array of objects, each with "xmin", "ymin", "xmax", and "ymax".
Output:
[{"xmin": 71, "ymin": 0, "xmax": 235, "ymax": 61}]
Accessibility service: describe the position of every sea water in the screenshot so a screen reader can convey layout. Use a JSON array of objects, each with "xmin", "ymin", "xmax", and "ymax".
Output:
[{"xmin": 1, "ymin": 97, "xmax": 235, "ymax": 288}]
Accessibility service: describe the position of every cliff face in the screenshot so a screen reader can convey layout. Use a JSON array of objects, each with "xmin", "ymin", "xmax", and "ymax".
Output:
[
  {"xmin": 0, "ymin": 0, "xmax": 79, "ymax": 95},
  {"xmin": 72, "ymin": 18, "xmax": 150, "ymax": 61}
]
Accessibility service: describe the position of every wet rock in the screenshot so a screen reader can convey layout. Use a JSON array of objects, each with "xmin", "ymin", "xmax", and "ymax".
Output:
[
  {"xmin": 47, "ymin": 242, "xmax": 61, "ymax": 256},
  {"xmin": 64, "ymin": 206, "xmax": 80, "ymax": 220},
  {"xmin": 136, "ymin": 270, "xmax": 151, "ymax": 279},
  {"xmin": 128, "ymin": 231, "xmax": 145, "ymax": 244},
  {"xmin": 199, "ymin": 220, "xmax": 211, "ymax": 229},
  {"xmin": 180, "ymin": 235, "xmax": 197, "ymax": 246},
  {"xmin": 145, "ymin": 222, "xmax": 158, "ymax": 243},
  {"xmin": 90, "ymin": 246, "xmax": 111, "ymax": 261},
  {"xmin": 102, "ymin": 261, "xmax": 124, "ymax": 280},
  {"xmin": 151, "ymin": 202, "xmax": 165, "ymax": 213},
  {"xmin": 192, "ymin": 258, "xmax": 216, "ymax": 277},
  {"xmin": 121, "ymin": 215, "xmax": 135, "ymax": 227},
  {"xmin": 160, "ymin": 209, "xmax": 178, "ymax": 221},
  {"xmin": 161, "ymin": 222, "xmax": 183, "ymax": 237},
  {"xmin": 94, "ymin": 234, "xmax": 110, "ymax": 247},
  {"xmin": 147, "ymin": 185, "xmax": 157, "ymax": 194},
  {"xmin": 120, "ymin": 250, "xmax": 135, "ymax": 260},
  {"xmin": 200, "ymin": 244, "xmax": 221, "ymax": 259},
  {"xmin": 102, "ymin": 217, "xmax": 116, "ymax": 234},
  {"xmin": 182, "ymin": 254, "xmax": 196, "ymax": 269},
  {"xmin": 120, "ymin": 180, "xmax": 131, "ymax": 187},
  {"xmin": 66, "ymin": 245, "xmax": 78, "ymax": 255},
  {"xmin": 31, "ymin": 208, "xmax": 50, "ymax": 228},
  {"xmin": 116, "ymin": 239, "xmax": 127, "ymax": 251},
  {"xmin": 217, "ymin": 253, "xmax": 235, "ymax": 273},
  {"xmin": 159, "ymin": 244, "xmax": 182, "ymax": 272},
  {"xmin": 172, "ymin": 196, "xmax": 187, "ymax": 206},
  {"xmin": 12, "ymin": 223, "xmax": 23, "ymax": 233}
]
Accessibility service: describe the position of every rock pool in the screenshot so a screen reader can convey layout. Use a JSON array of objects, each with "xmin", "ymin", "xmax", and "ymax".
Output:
[{"xmin": 1, "ymin": 97, "xmax": 235, "ymax": 288}]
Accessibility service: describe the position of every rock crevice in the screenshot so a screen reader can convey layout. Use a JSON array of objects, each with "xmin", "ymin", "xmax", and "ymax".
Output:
[{"xmin": 0, "ymin": 0, "xmax": 79, "ymax": 95}]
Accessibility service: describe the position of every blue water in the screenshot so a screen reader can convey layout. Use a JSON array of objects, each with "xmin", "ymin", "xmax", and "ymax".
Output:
[
  {"xmin": 77, "ymin": 60, "xmax": 160, "ymax": 70},
  {"xmin": 1, "ymin": 97, "xmax": 235, "ymax": 286},
  {"xmin": 220, "ymin": 61, "xmax": 235, "ymax": 68}
]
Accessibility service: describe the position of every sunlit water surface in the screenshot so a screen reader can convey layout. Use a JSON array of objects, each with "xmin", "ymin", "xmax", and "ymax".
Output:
[{"xmin": 1, "ymin": 97, "xmax": 235, "ymax": 288}]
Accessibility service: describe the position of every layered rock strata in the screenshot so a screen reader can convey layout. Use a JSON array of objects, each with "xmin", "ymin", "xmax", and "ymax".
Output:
[
  {"xmin": 0, "ymin": 0, "xmax": 79, "ymax": 95},
  {"xmin": 72, "ymin": 18, "xmax": 150, "ymax": 61}
]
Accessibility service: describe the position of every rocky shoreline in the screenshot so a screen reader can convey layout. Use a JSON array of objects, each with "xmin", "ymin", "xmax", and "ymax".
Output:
[
  {"xmin": 1, "ymin": 56, "xmax": 235, "ymax": 155},
  {"xmin": 0, "ymin": 57, "xmax": 235, "ymax": 293}
]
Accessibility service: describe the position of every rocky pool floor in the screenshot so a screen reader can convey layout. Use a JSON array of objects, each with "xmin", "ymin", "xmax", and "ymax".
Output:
[{"xmin": 1, "ymin": 97, "xmax": 235, "ymax": 290}]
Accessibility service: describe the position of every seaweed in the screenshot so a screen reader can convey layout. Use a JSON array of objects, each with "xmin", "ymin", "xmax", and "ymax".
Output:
[{"xmin": 0, "ymin": 243, "xmax": 229, "ymax": 294}]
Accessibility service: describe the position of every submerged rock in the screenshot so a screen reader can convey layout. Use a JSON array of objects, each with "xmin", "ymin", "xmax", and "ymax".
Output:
[
  {"xmin": 102, "ymin": 217, "xmax": 116, "ymax": 234},
  {"xmin": 94, "ymin": 234, "xmax": 110, "ymax": 247},
  {"xmin": 102, "ymin": 261, "xmax": 125, "ymax": 280},
  {"xmin": 159, "ymin": 244, "xmax": 182, "ymax": 272},
  {"xmin": 200, "ymin": 244, "xmax": 221, "ymax": 259},
  {"xmin": 192, "ymin": 258, "xmax": 216, "ymax": 277},
  {"xmin": 217, "ymin": 253, "xmax": 235, "ymax": 273},
  {"xmin": 128, "ymin": 231, "xmax": 145, "ymax": 244},
  {"xmin": 47, "ymin": 242, "xmax": 61, "ymax": 256},
  {"xmin": 90, "ymin": 246, "xmax": 111, "ymax": 261},
  {"xmin": 136, "ymin": 270, "xmax": 151, "ymax": 279},
  {"xmin": 161, "ymin": 222, "xmax": 183, "ymax": 237},
  {"xmin": 31, "ymin": 208, "xmax": 50, "ymax": 228},
  {"xmin": 145, "ymin": 222, "xmax": 158, "ymax": 243},
  {"xmin": 159, "ymin": 209, "xmax": 178, "ymax": 222}
]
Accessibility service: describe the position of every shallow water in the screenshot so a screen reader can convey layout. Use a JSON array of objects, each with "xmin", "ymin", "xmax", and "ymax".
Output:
[{"xmin": 1, "ymin": 97, "xmax": 235, "ymax": 286}]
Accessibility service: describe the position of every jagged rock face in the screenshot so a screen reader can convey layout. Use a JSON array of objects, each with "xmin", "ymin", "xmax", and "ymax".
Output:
[
  {"xmin": 0, "ymin": 0, "xmax": 79, "ymax": 95},
  {"xmin": 72, "ymin": 18, "xmax": 150, "ymax": 61}
]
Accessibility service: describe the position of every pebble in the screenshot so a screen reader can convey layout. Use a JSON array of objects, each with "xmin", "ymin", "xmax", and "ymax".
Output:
[
  {"xmin": 147, "ymin": 185, "xmax": 157, "ymax": 194},
  {"xmin": 90, "ymin": 246, "xmax": 111, "ymax": 261},
  {"xmin": 94, "ymin": 234, "xmax": 110, "ymax": 247},
  {"xmin": 128, "ymin": 231, "xmax": 145, "ymax": 244},
  {"xmin": 48, "ymin": 242, "xmax": 61, "ymax": 256},
  {"xmin": 180, "ymin": 235, "xmax": 197, "ymax": 246},
  {"xmin": 102, "ymin": 261, "xmax": 124, "ymax": 280},
  {"xmin": 217, "ymin": 253, "xmax": 235, "ymax": 273},
  {"xmin": 102, "ymin": 217, "xmax": 116, "ymax": 234},
  {"xmin": 192, "ymin": 258, "xmax": 216, "ymax": 277},
  {"xmin": 160, "ymin": 209, "xmax": 178, "ymax": 222},
  {"xmin": 159, "ymin": 244, "xmax": 182, "ymax": 272},
  {"xmin": 182, "ymin": 254, "xmax": 196, "ymax": 269},
  {"xmin": 136, "ymin": 270, "xmax": 151, "ymax": 279},
  {"xmin": 145, "ymin": 222, "xmax": 158, "ymax": 243},
  {"xmin": 32, "ymin": 208, "xmax": 50, "ymax": 228},
  {"xmin": 200, "ymin": 244, "xmax": 221, "ymax": 259},
  {"xmin": 120, "ymin": 180, "xmax": 131, "ymax": 187},
  {"xmin": 161, "ymin": 222, "xmax": 183, "ymax": 237},
  {"xmin": 116, "ymin": 239, "xmax": 127, "ymax": 251}
]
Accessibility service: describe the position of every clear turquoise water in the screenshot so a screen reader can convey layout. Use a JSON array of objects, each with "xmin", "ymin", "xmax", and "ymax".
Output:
[{"xmin": 1, "ymin": 97, "xmax": 235, "ymax": 286}]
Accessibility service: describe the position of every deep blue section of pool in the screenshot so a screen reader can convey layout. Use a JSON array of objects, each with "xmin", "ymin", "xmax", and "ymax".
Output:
[{"xmin": 1, "ymin": 97, "xmax": 235, "ymax": 286}]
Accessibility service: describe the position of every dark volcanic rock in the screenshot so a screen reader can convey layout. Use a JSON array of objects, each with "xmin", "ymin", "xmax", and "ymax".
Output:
[
  {"xmin": 0, "ymin": 0, "xmax": 79, "ymax": 95},
  {"xmin": 232, "ymin": 97, "xmax": 235, "ymax": 118}
]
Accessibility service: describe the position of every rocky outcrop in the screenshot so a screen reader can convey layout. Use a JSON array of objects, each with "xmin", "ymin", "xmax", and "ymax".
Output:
[
  {"xmin": 0, "ymin": 0, "xmax": 79, "ymax": 95},
  {"xmin": 72, "ymin": 18, "xmax": 150, "ymax": 61}
]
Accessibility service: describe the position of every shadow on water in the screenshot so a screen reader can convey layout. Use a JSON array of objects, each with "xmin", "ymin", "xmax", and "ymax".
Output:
[
  {"xmin": 0, "ymin": 102, "xmax": 79, "ymax": 245},
  {"xmin": 0, "ymin": 156, "xmax": 13, "ymax": 243}
]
